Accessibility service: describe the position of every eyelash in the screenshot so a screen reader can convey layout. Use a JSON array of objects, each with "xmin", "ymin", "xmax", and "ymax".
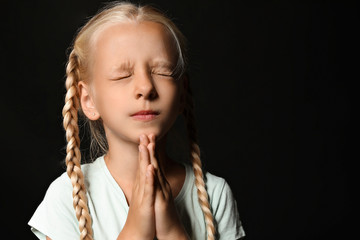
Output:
[
  {"xmin": 119, "ymin": 75, "xmax": 131, "ymax": 79},
  {"xmin": 112, "ymin": 72, "xmax": 173, "ymax": 81},
  {"xmin": 152, "ymin": 71, "xmax": 174, "ymax": 77},
  {"xmin": 154, "ymin": 73, "xmax": 172, "ymax": 77}
]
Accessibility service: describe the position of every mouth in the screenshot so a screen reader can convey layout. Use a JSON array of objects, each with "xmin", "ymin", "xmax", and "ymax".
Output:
[{"xmin": 130, "ymin": 110, "xmax": 160, "ymax": 121}]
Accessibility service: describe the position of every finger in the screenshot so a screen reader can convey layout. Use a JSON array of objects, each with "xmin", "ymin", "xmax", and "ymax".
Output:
[
  {"xmin": 139, "ymin": 134, "xmax": 150, "ymax": 175},
  {"xmin": 147, "ymin": 134, "xmax": 164, "ymax": 177},
  {"xmin": 139, "ymin": 134, "xmax": 150, "ymax": 171},
  {"xmin": 147, "ymin": 142, "xmax": 159, "ymax": 169},
  {"xmin": 144, "ymin": 164, "xmax": 156, "ymax": 206},
  {"xmin": 147, "ymin": 142, "xmax": 167, "ymax": 193},
  {"xmin": 138, "ymin": 144, "xmax": 150, "ymax": 191},
  {"xmin": 134, "ymin": 144, "xmax": 143, "ymax": 192},
  {"xmin": 140, "ymin": 134, "xmax": 150, "ymax": 146},
  {"xmin": 148, "ymin": 133, "xmax": 156, "ymax": 144}
]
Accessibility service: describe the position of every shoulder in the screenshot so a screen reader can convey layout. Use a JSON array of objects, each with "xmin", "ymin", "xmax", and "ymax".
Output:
[
  {"xmin": 204, "ymin": 170, "xmax": 246, "ymax": 239},
  {"xmin": 203, "ymin": 171, "xmax": 229, "ymax": 203},
  {"xmin": 182, "ymin": 165, "xmax": 231, "ymax": 203},
  {"xmin": 205, "ymin": 171, "xmax": 234, "ymax": 207},
  {"xmin": 28, "ymin": 171, "xmax": 77, "ymax": 238},
  {"xmin": 203, "ymin": 170, "xmax": 236, "ymax": 213},
  {"xmin": 28, "ymin": 158, "xmax": 104, "ymax": 239},
  {"xmin": 45, "ymin": 171, "xmax": 72, "ymax": 203},
  {"xmin": 43, "ymin": 156, "xmax": 110, "ymax": 209},
  {"xmin": 34, "ymin": 157, "xmax": 103, "ymax": 215},
  {"xmin": 181, "ymin": 165, "xmax": 245, "ymax": 239},
  {"xmin": 182, "ymin": 165, "xmax": 236, "ymax": 213},
  {"xmin": 45, "ymin": 158, "xmax": 101, "ymax": 197}
]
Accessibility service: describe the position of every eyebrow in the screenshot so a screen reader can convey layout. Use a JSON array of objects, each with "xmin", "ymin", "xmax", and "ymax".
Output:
[
  {"xmin": 109, "ymin": 60, "xmax": 175, "ymax": 78},
  {"xmin": 150, "ymin": 60, "xmax": 175, "ymax": 69},
  {"xmin": 113, "ymin": 60, "xmax": 134, "ymax": 72}
]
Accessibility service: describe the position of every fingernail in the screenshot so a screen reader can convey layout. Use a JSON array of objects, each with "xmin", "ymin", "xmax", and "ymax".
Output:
[{"xmin": 140, "ymin": 135, "xmax": 145, "ymax": 142}]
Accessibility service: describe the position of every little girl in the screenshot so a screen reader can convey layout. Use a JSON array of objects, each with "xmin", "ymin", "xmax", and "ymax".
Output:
[{"xmin": 28, "ymin": 2, "xmax": 245, "ymax": 240}]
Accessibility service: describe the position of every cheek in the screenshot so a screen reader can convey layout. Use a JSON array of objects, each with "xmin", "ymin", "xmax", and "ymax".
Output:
[
  {"xmin": 159, "ymin": 82, "xmax": 181, "ymax": 117},
  {"xmin": 92, "ymin": 82, "xmax": 129, "ymax": 115},
  {"xmin": 160, "ymin": 81, "xmax": 180, "ymax": 102}
]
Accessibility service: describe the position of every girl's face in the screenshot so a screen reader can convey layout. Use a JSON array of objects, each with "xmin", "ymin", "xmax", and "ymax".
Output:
[{"xmin": 79, "ymin": 21, "xmax": 184, "ymax": 144}]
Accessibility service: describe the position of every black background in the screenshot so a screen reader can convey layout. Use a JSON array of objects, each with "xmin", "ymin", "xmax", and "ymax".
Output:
[{"xmin": 1, "ymin": 0, "xmax": 357, "ymax": 239}]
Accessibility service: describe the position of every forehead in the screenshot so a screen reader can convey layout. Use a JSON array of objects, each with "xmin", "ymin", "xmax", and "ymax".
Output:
[{"xmin": 90, "ymin": 21, "xmax": 177, "ymax": 66}]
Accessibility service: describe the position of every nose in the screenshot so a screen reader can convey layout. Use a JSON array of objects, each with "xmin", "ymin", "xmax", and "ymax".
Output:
[{"xmin": 134, "ymin": 72, "xmax": 158, "ymax": 100}]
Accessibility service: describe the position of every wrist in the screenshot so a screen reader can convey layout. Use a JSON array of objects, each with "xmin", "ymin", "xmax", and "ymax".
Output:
[
  {"xmin": 117, "ymin": 226, "xmax": 153, "ymax": 240},
  {"xmin": 157, "ymin": 226, "xmax": 190, "ymax": 240}
]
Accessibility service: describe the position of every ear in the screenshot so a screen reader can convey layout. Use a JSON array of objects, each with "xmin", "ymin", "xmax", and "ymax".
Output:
[
  {"xmin": 78, "ymin": 81, "xmax": 100, "ymax": 120},
  {"xmin": 179, "ymin": 74, "xmax": 189, "ymax": 114}
]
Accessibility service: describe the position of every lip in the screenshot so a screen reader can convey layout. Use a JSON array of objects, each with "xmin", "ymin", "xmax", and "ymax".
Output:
[{"xmin": 131, "ymin": 110, "xmax": 160, "ymax": 121}]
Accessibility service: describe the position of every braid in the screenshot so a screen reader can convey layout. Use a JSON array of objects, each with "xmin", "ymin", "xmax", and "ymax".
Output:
[
  {"xmin": 183, "ymin": 81, "xmax": 216, "ymax": 240},
  {"xmin": 62, "ymin": 50, "xmax": 93, "ymax": 240}
]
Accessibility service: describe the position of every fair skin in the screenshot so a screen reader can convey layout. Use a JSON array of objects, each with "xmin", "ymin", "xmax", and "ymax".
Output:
[{"xmin": 47, "ymin": 21, "xmax": 188, "ymax": 240}]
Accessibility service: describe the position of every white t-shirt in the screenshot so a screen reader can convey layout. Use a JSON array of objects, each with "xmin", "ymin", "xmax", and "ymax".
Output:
[{"xmin": 28, "ymin": 156, "xmax": 245, "ymax": 240}]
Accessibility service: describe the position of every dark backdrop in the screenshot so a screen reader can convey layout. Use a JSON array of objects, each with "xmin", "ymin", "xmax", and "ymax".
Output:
[{"xmin": 1, "ymin": 0, "xmax": 357, "ymax": 239}]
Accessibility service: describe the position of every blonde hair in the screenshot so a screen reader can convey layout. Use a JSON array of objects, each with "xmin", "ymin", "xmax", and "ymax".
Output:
[{"xmin": 62, "ymin": 1, "xmax": 215, "ymax": 239}]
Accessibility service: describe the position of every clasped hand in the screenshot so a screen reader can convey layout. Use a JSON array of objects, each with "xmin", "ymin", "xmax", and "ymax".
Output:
[{"xmin": 117, "ymin": 134, "xmax": 188, "ymax": 240}]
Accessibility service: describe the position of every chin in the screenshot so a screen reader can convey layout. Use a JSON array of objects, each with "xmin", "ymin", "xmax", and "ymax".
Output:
[{"xmin": 134, "ymin": 126, "xmax": 168, "ymax": 142}]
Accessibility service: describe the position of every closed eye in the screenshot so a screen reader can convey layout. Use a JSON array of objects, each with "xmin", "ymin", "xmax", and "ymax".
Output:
[
  {"xmin": 152, "ymin": 72, "xmax": 174, "ymax": 78},
  {"xmin": 110, "ymin": 75, "xmax": 132, "ymax": 81}
]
